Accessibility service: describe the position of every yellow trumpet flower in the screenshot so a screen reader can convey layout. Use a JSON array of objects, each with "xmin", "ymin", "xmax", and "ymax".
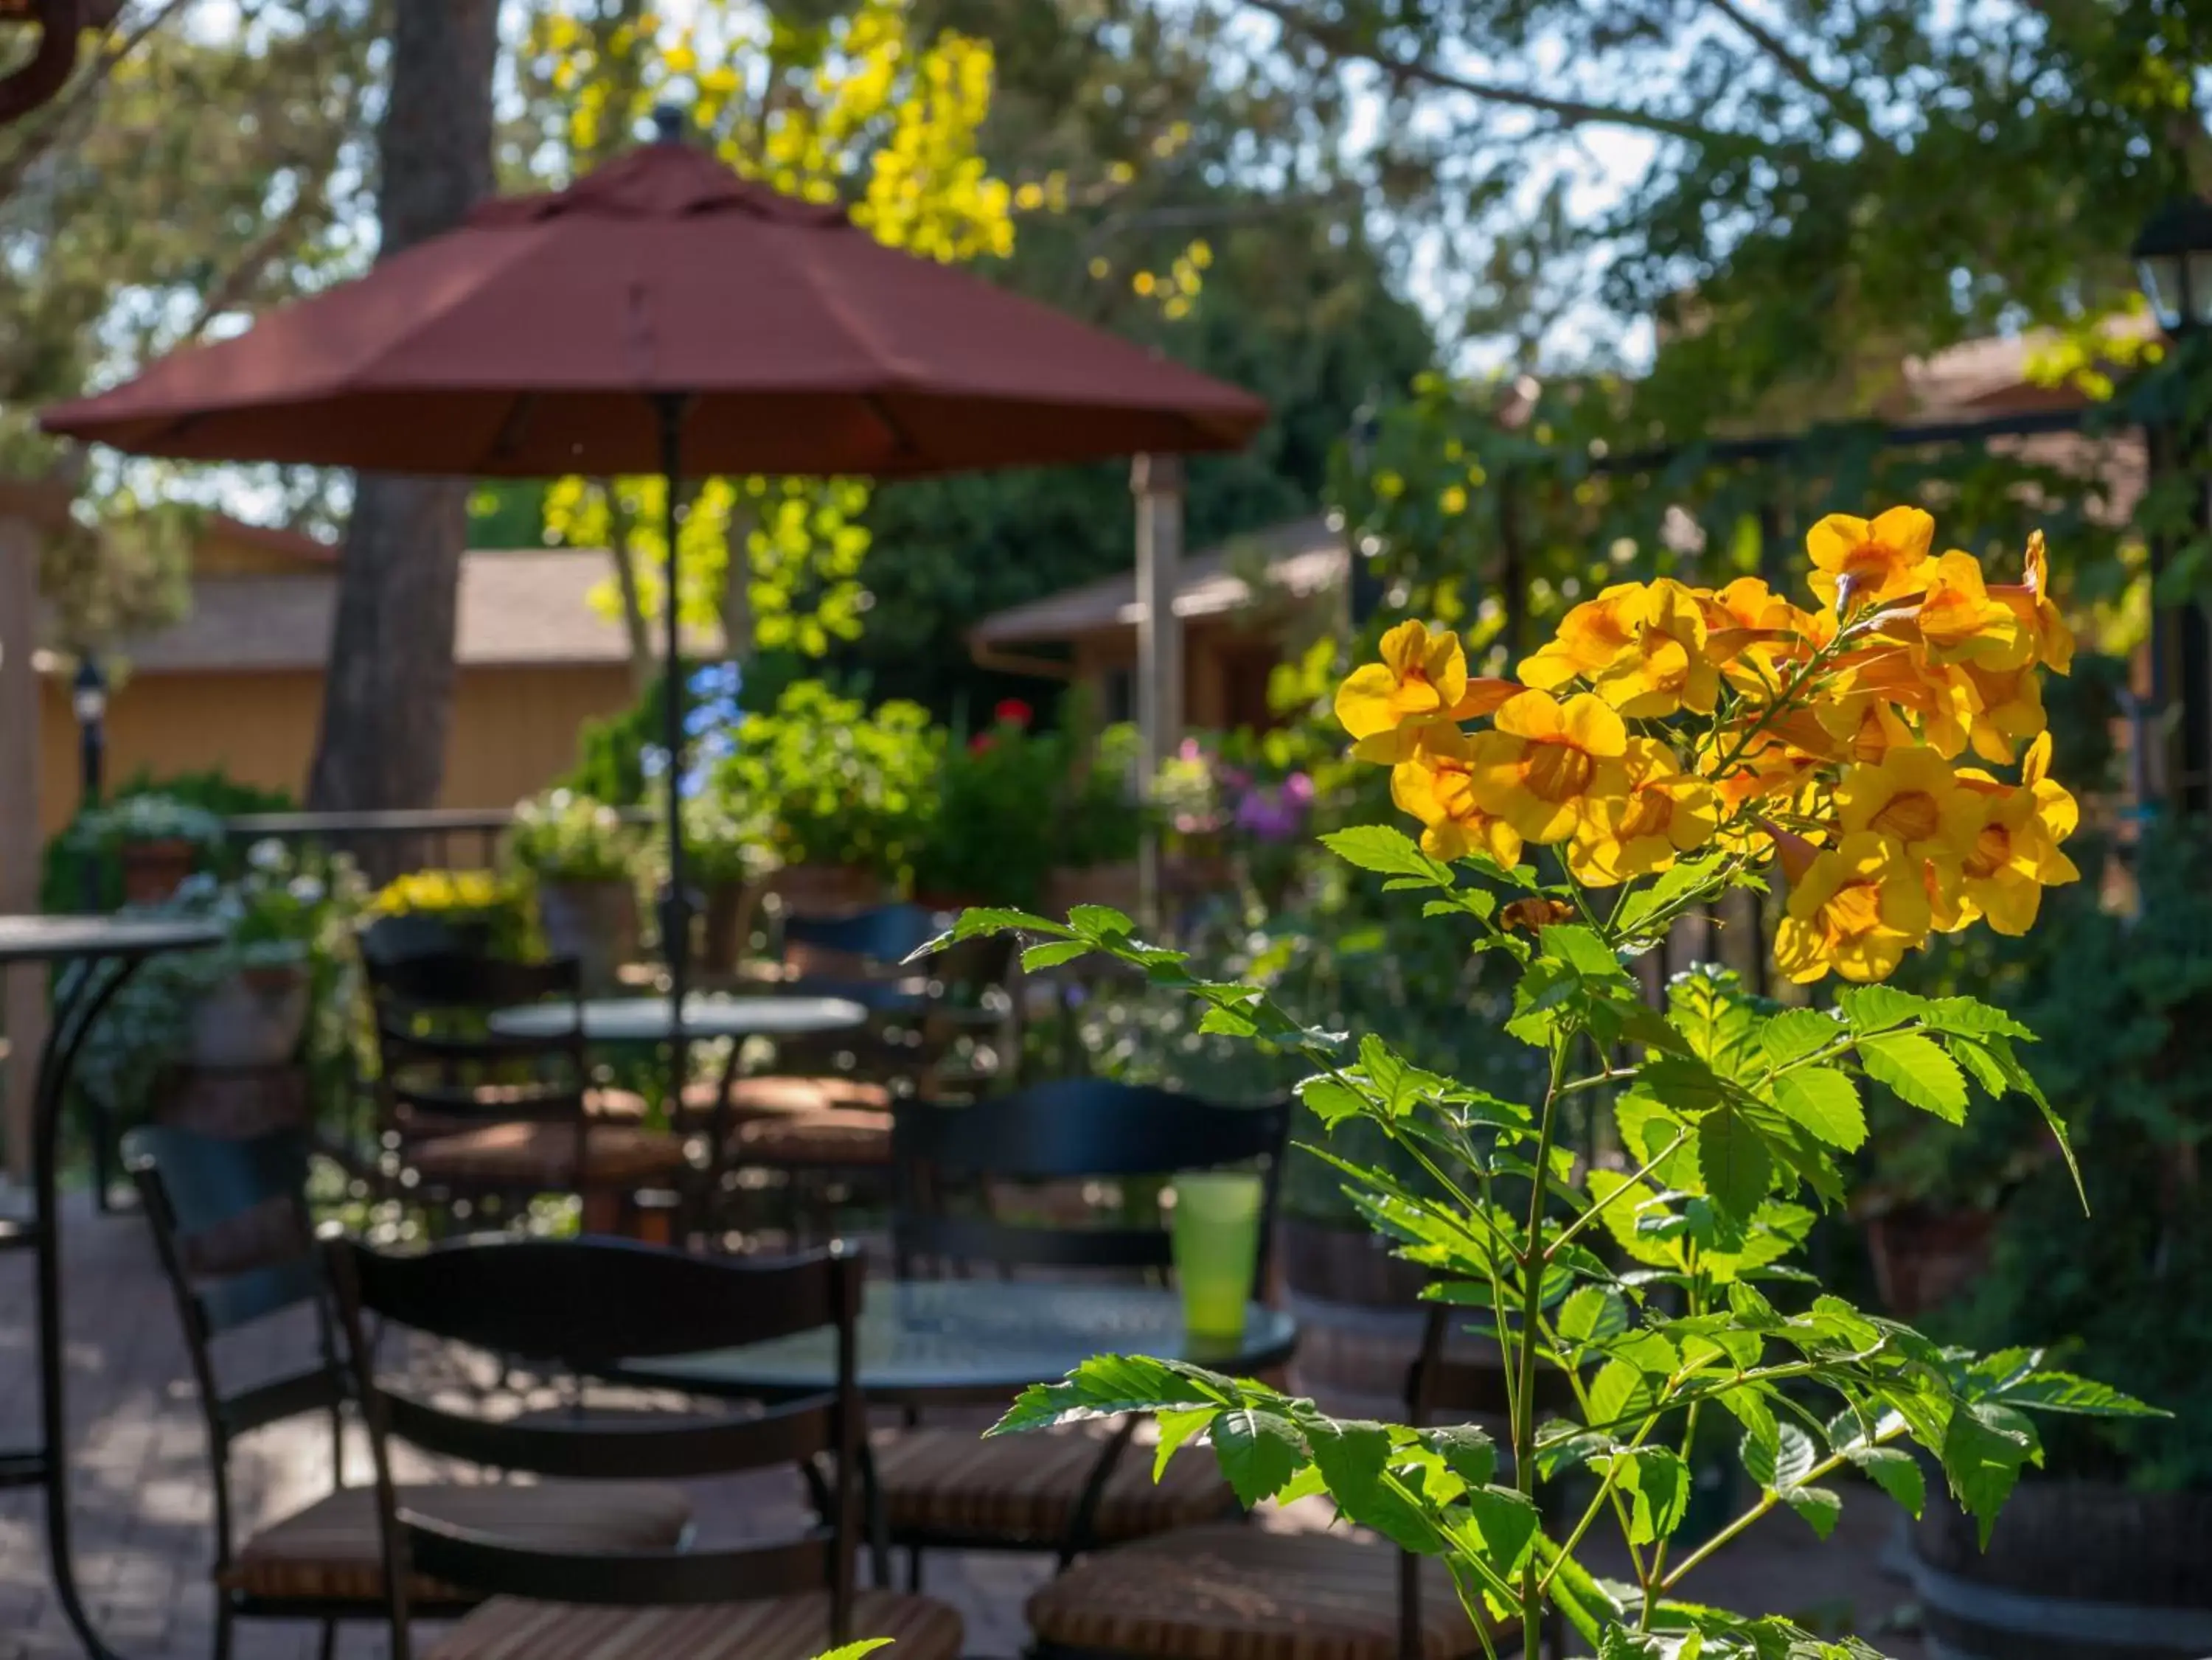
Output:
[
  {"xmin": 1806, "ymin": 506, "xmax": 1935, "ymax": 611},
  {"xmin": 1774, "ymin": 830, "xmax": 1934, "ymax": 984},
  {"xmin": 1466, "ymin": 690, "xmax": 1630, "ymax": 845},
  {"xmin": 1389, "ymin": 725, "xmax": 1526, "ymax": 867},
  {"xmin": 1568, "ymin": 738, "xmax": 1721, "ymax": 887},
  {"xmin": 1335, "ymin": 621, "xmax": 1468, "ymax": 740}
]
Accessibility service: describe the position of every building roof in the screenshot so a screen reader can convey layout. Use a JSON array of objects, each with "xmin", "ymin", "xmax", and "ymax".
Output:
[
  {"xmin": 969, "ymin": 515, "xmax": 1347, "ymax": 649},
  {"xmin": 108, "ymin": 548, "xmax": 714, "ymax": 675}
]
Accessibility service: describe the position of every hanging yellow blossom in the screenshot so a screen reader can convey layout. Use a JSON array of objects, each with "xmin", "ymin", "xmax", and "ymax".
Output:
[
  {"xmin": 1806, "ymin": 506, "xmax": 1935, "ymax": 611},
  {"xmin": 1466, "ymin": 690, "xmax": 1629, "ymax": 845},
  {"xmin": 1521, "ymin": 579, "xmax": 1719, "ymax": 717},
  {"xmin": 1773, "ymin": 831, "xmax": 1934, "ymax": 984},
  {"xmin": 1896, "ymin": 551, "xmax": 2030, "ymax": 670},
  {"xmin": 1950, "ymin": 733, "xmax": 2081, "ymax": 935},
  {"xmin": 1335, "ymin": 621, "xmax": 1468, "ymax": 741},
  {"xmin": 1390, "ymin": 725, "xmax": 1526, "ymax": 867},
  {"xmin": 1990, "ymin": 530, "xmax": 2075, "ymax": 674},
  {"xmin": 1568, "ymin": 738, "xmax": 1720, "ymax": 886}
]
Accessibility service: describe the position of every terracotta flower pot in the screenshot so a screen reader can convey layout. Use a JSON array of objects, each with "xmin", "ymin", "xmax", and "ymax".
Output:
[
  {"xmin": 772, "ymin": 862, "xmax": 883, "ymax": 919},
  {"xmin": 698, "ymin": 880, "xmax": 762, "ymax": 974},
  {"xmin": 120, "ymin": 837, "xmax": 198, "ymax": 907}
]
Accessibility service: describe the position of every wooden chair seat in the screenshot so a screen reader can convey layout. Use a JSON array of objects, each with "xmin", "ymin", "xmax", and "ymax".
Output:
[
  {"xmin": 873, "ymin": 1421, "xmax": 1234, "ymax": 1546},
  {"xmin": 219, "ymin": 1481, "xmax": 691, "ymax": 1605},
  {"xmin": 1026, "ymin": 1522, "xmax": 1497, "ymax": 1660},
  {"xmin": 422, "ymin": 1588, "xmax": 963, "ymax": 1660},
  {"xmin": 731, "ymin": 1106, "xmax": 892, "ymax": 1168},
  {"xmin": 679, "ymin": 1074, "xmax": 893, "ymax": 1123},
  {"xmin": 408, "ymin": 1121, "xmax": 689, "ymax": 1188}
]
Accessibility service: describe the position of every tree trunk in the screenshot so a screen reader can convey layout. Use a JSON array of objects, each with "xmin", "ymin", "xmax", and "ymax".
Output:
[
  {"xmin": 307, "ymin": 1, "xmax": 498, "ymax": 829},
  {"xmin": 602, "ymin": 483, "xmax": 654, "ymax": 694}
]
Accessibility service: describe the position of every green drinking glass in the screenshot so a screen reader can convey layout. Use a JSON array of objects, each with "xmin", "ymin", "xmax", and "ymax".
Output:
[{"xmin": 1170, "ymin": 1171, "xmax": 1265, "ymax": 1344}]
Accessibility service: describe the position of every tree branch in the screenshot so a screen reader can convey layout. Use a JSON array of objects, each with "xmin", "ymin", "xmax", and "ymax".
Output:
[
  {"xmin": 1233, "ymin": 0, "xmax": 1725, "ymax": 148},
  {"xmin": 1700, "ymin": 0, "xmax": 1879, "ymax": 145},
  {"xmin": 0, "ymin": 0, "xmax": 189, "ymax": 205}
]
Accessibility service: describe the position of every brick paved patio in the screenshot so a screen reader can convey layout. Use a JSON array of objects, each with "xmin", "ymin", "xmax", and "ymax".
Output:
[{"xmin": 0, "ymin": 1192, "xmax": 1926, "ymax": 1660}]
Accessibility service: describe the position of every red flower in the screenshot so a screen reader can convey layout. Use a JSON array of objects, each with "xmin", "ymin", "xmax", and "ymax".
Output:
[
  {"xmin": 969, "ymin": 733, "xmax": 997, "ymax": 754},
  {"xmin": 994, "ymin": 698, "xmax": 1034, "ymax": 729}
]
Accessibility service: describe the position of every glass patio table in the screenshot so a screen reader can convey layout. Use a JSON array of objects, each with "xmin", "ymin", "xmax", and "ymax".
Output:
[
  {"xmin": 0, "ymin": 915, "xmax": 223, "ymax": 1660},
  {"xmin": 486, "ymin": 993, "xmax": 869, "ymax": 1047},
  {"xmin": 622, "ymin": 1277, "xmax": 1299, "ymax": 1408}
]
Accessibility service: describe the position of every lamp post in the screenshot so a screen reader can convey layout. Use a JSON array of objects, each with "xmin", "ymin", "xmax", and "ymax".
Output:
[
  {"xmin": 2132, "ymin": 198, "xmax": 2212, "ymax": 817},
  {"xmin": 70, "ymin": 657, "xmax": 105, "ymax": 913}
]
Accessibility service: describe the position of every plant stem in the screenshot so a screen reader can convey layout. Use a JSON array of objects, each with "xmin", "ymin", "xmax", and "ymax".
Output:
[
  {"xmin": 1545, "ymin": 1129, "xmax": 1689, "ymax": 1260},
  {"xmin": 1656, "ymin": 1425, "xmax": 1906, "ymax": 1591},
  {"xmin": 1514, "ymin": 1037, "xmax": 1570, "ymax": 1656},
  {"xmin": 1640, "ymin": 1274, "xmax": 1706, "ymax": 1628}
]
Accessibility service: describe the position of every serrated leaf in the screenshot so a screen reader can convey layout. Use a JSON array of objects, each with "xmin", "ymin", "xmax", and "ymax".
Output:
[
  {"xmin": 1847, "ymin": 1445, "xmax": 1925, "ymax": 1516},
  {"xmin": 1588, "ymin": 1168, "xmax": 1685, "ymax": 1269},
  {"xmin": 1305, "ymin": 1418, "xmax": 1391, "ymax": 1513},
  {"xmin": 1698, "ymin": 1102, "xmax": 1774, "ymax": 1221},
  {"xmin": 1838, "ymin": 985, "xmax": 1927, "ymax": 1032},
  {"xmin": 1715, "ymin": 1384, "xmax": 1780, "ymax": 1460},
  {"xmin": 1020, "ymin": 938, "xmax": 1093, "ymax": 972},
  {"xmin": 991, "ymin": 1354, "xmax": 1234, "ymax": 1434},
  {"xmin": 1295, "ymin": 1075, "xmax": 1371, "ymax": 1127},
  {"xmin": 1920, "ymin": 996, "xmax": 2034, "ymax": 1039},
  {"xmin": 1985, "ymin": 1370, "xmax": 2166, "ymax": 1419},
  {"xmin": 1154, "ymin": 1406, "xmax": 1217, "ymax": 1480},
  {"xmin": 1557, "ymin": 1285, "xmax": 1627, "ymax": 1348},
  {"xmin": 1744, "ymin": 1422, "xmax": 1818, "ymax": 1493},
  {"xmin": 1065, "ymin": 904, "xmax": 1134, "ymax": 939},
  {"xmin": 1761, "ymin": 1008, "xmax": 1843, "ymax": 1069},
  {"xmin": 1941, "ymin": 1401, "xmax": 2039, "ymax": 1548},
  {"xmin": 1611, "ymin": 1445, "xmax": 1691, "ymax": 1544},
  {"xmin": 812, "ymin": 1643, "xmax": 894, "ymax": 1660},
  {"xmin": 1589, "ymin": 1358, "xmax": 1658, "ymax": 1430},
  {"xmin": 1949, "ymin": 1036, "xmax": 2010, "ymax": 1099},
  {"xmin": 1463, "ymin": 1484, "xmax": 1541, "ymax": 1575},
  {"xmin": 1197, "ymin": 1003, "xmax": 1259, "ymax": 1037},
  {"xmin": 1614, "ymin": 851, "xmax": 1731, "ymax": 938},
  {"xmin": 1768, "ymin": 1067, "xmax": 1865, "ymax": 1151},
  {"xmin": 1784, "ymin": 1484, "xmax": 1843, "ymax": 1539},
  {"xmin": 1860, "ymin": 1032, "xmax": 1968, "ymax": 1124},
  {"xmin": 1543, "ymin": 922, "xmax": 1630, "ymax": 980},
  {"xmin": 1419, "ymin": 1423, "xmax": 1497, "ymax": 1489},
  {"xmin": 1321, "ymin": 826, "xmax": 1452, "ymax": 883},
  {"xmin": 1213, "ymin": 1408, "xmax": 1309, "ymax": 1507},
  {"xmin": 947, "ymin": 905, "xmax": 1071, "ymax": 944}
]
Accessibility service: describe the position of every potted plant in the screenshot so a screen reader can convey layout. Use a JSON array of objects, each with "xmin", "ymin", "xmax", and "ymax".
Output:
[
  {"xmin": 684, "ymin": 793, "xmax": 776, "ymax": 972},
  {"xmin": 716, "ymin": 680, "xmax": 940, "ymax": 915},
  {"xmin": 186, "ymin": 852, "xmax": 326, "ymax": 1067},
  {"xmin": 363, "ymin": 866, "xmax": 535, "ymax": 960},
  {"xmin": 507, "ymin": 789, "xmax": 640, "ymax": 988},
  {"xmin": 910, "ymin": 699, "xmax": 1062, "ymax": 910},
  {"xmin": 73, "ymin": 793, "xmax": 226, "ymax": 905}
]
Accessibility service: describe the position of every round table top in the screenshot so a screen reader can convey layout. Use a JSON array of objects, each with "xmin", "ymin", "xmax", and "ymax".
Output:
[
  {"xmin": 623, "ymin": 1278, "xmax": 1298, "ymax": 1404},
  {"xmin": 487, "ymin": 993, "xmax": 869, "ymax": 1044},
  {"xmin": 0, "ymin": 915, "xmax": 224, "ymax": 966}
]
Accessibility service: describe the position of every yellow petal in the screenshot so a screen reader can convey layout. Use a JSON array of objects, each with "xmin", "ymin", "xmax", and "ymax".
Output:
[
  {"xmin": 1492, "ymin": 690, "xmax": 1566, "ymax": 741},
  {"xmin": 1559, "ymin": 694, "xmax": 1629, "ymax": 757}
]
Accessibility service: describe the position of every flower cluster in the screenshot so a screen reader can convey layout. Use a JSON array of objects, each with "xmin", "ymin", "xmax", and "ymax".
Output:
[{"xmin": 1335, "ymin": 506, "xmax": 2080, "ymax": 983}]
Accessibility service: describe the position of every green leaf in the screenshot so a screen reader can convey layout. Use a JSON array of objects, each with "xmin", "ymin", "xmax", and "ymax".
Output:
[
  {"xmin": 1714, "ymin": 1384, "xmax": 1780, "ymax": 1462},
  {"xmin": 1462, "ymin": 1484, "xmax": 1541, "ymax": 1575},
  {"xmin": 1768, "ymin": 1067, "xmax": 1865, "ymax": 1151},
  {"xmin": 1557, "ymin": 1285, "xmax": 1627, "ymax": 1349},
  {"xmin": 1859, "ymin": 1032, "xmax": 1968, "ymax": 1124},
  {"xmin": 947, "ymin": 906, "xmax": 1071, "ymax": 944},
  {"xmin": 1783, "ymin": 1485, "xmax": 1843, "ymax": 1539},
  {"xmin": 1322, "ymin": 826, "xmax": 1453, "ymax": 884},
  {"xmin": 1847, "ymin": 1445, "xmax": 1925, "ymax": 1517},
  {"xmin": 1744, "ymin": 1422, "xmax": 1818, "ymax": 1494},
  {"xmin": 1154, "ymin": 1406, "xmax": 1218, "ymax": 1480},
  {"xmin": 1020, "ymin": 938, "xmax": 1093, "ymax": 972},
  {"xmin": 1941, "ymin": 1401, "xmax": 2039, "ymax": 1548},
  {"xmin": 1919, "ymin": 996, "xmax": 2034, "ymax": 1040},
  {"xmin": 1418, "ymin": 1423, "xmax": 1497, "ymax": 1489},
  {"xmin": 991, "ymin": 1354, "xmax": 1231, "ymax": 1434},
  {"xmin": 1589, "ymin": 1358, "xmax": 1658, "ymax": 1430},
  {"xmin": 1197, "ymin": 1003, "xmax": 1260, "ymax": 1037},
  {"xmin": 1610, "ymin": 1445, "xmax": 1691, "ymax": 1545},
  {"xmin": 1542, "ymin": 922, "xmax": 1630, "ymax": 981},
  {"xmin": 811, "ymin": 1643, "xmax": 895, "ymax": 1660},
  {"xmin": 1212, "ymin": 1408, "xmax": 1310, "ymax": 1507},
  {"xmin": 1838, "ymin": 985, "xmax": 1927, "ymax": 1033},
  {"xmin": 1614, "ymin": 851, "xmax": 1731, "ymax": 939},
  {"xmin": 1760, "ymin": 1008, "xmax": 1843, "ymax": 1069},
  {"xmin": 1296, "ymin": 1075, "xmax": 1371, "ymax": 1127},
  {"xmin": 1949, "ymin": 1036, "xmax": 2010, "ymax": 1100},
  {"xmin": 1587, "ymin": 1168, "xmax": 1685, "ymax": 1269},
  {"xmin": 1065, "ymin": 904, "xmax": 1134, "ymax": 939},
  {"xmin": 1984, "ymin": 1370, "xmax": 2166, "ymax": 1420},
  {"xmin": 1698, "ymin": 1102, "xmax": 1774, "ymax": 1221},
  {"xmin": 1977, "ymin": 1034, "xmax": 2084, "ymax": 1207}
]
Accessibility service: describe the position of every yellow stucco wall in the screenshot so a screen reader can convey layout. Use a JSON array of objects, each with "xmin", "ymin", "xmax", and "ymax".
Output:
[{"xmin": 38, "ymin": 663, "xmax": 637, "ymax": 837}]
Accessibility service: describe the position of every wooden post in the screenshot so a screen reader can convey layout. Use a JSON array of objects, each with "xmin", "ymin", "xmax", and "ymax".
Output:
[
  {"xmin": 1132, "ymin": 455, "xmax": 1185, "ymax": 923},
  {"xmin": 0, "ymin": 510, "xmax": 44, "ymax": 1182}
]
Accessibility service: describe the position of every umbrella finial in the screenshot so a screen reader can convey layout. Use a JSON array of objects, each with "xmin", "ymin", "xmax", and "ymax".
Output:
[{"xmin": 651, "ymin": 104, "xmax": 689, "ymax": 145}]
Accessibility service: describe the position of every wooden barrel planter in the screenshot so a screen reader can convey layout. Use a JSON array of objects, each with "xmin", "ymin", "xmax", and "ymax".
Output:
[
  {"xmin": 1279, "ymin": 1219, "xmax": 1436, "ymax": 1415},
  {"xmin": 1912, "ymin": 1481, "xmax": 2212, "ymax": 1660}
]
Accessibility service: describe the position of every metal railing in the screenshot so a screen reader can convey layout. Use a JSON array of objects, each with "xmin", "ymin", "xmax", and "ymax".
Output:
[{"xmin": 223, "ymin": 806, "xmax": 654, "ymax": 873}]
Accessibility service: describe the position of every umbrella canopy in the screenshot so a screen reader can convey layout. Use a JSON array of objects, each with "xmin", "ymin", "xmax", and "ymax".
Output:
[{"xmin": 41, "ymin": 139, "xmax": 1267, "ymax": 473}]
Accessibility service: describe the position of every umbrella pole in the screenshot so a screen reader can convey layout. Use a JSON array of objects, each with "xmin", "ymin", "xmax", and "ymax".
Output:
[{"xmin": 655, "ymin": 392, "xmax": 693, "ymax": 1119}]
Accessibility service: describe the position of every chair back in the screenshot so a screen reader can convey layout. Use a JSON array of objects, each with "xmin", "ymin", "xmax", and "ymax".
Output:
[
  {"xmin": 364, "ymin": 952, "xmax": 590, "ymax": 1145},
  {"xmin": 358, "ymin": 913, "xmax": 492, "ymax": 968},
  {"xmin": 123, "ymin": 1126, "xmax": 344, "ymax": 1571},
  {"xmin": 892, "ymin": 1078, "xmax": 1292, "ymax": 1284},
  {"xmin": 326, "ymin": 1234, "xmax": 867, "ymax": 1659}
]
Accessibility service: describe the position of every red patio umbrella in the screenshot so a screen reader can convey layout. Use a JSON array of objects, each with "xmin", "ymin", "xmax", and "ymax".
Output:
[{"xmin": 44, "ymin": 118, "xmax": 1266, "ymax": 1067}]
